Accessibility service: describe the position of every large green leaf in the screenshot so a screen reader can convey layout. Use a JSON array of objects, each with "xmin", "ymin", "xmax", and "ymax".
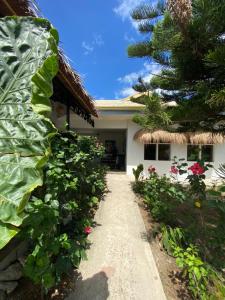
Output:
[{"xmin": 0, "ymin": 17, "xmax": 58, "ymax": 249}]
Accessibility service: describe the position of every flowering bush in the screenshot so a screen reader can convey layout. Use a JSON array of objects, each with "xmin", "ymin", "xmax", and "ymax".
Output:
[
  {"xmin": 84, "ymin": 226, "xmax": 92, "ymax": 235},
  {"xmin": 23, "ymin": 132, "xmax": 106, "ymax": 291},
  {"xmin": 170, "ymin": 165, "xmax": 179, "ymax": 174},
  {"xmin": 144, "ymin": 172, "xmax": 186, "ymax": 221},
  {"xmin": 171, "ymin": 157, "xmax": 212, "ymax": 206},
  {"xmin": 148, "ymin": 165, "xmax": 156, "ymax": 174},
  {"xmin": 188, "ymin": 162, "xmax": 205, "ymax": 175}
]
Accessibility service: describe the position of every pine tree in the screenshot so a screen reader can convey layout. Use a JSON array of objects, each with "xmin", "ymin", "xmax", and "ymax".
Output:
[
  {"xmin": 128, "ymin": 0, "xmax": 225, "ymax": 132},
  {"xmin": 167, "ymin": 0, "xmax": 192, "ymax": 30}
]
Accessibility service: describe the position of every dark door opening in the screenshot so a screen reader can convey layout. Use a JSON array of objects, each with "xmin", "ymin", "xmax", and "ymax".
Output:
[{"xmin": 99, "ymin": 130, "xmax": 127, "ymax": 171}]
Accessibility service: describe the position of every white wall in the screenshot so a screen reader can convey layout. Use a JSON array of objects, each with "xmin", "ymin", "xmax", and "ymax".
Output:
[
  {"xmin": 66, "ymin": 113, "xmax": 225, "ymax": 180},
  {"xmin": 57, "ymin": 113, "xmax": 129, "ymax": 131},
  {"xmin": 126, "ymin": 120, "xmax": 225, "ymax": 180}
]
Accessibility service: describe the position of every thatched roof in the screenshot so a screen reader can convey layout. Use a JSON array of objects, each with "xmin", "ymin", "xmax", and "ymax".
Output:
[
  {"xmin": 134, "ymin": 129, "xmax": 225, "ymax": 144},
  {"xmin": 0, "ymin": 0, "xmax": 97, "ymax": 117},
  {"xmin": 134, "ymin": 130, "xmax": 188, "ymax": 144},
  {"xmin": 189, "ymin": 132, "xmax": 225, "ymax": 144}
]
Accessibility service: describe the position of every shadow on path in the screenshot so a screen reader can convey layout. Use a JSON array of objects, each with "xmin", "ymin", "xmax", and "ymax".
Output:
[{"xmin": 68, "ymin": 271, "xmax": 109, "ymax": 300}]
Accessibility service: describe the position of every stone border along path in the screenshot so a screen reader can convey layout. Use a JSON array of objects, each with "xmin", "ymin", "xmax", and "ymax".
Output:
[{"xmin": 67, "ymin": 173, "xmax": 167, "ymax": 300}]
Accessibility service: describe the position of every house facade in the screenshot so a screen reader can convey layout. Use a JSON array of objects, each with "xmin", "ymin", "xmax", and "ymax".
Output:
[{"xmin": 56, "ymin": 95, "xmax": 225, "ymax": 180}]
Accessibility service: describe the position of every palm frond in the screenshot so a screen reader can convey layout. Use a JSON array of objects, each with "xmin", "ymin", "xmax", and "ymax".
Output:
[{"xmin": 216, "ymin": 164, "xmax": 225, "ymax": 179}]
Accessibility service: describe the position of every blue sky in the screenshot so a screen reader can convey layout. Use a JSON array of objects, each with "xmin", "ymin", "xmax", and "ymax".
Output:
[{"xmin": 36, "ymin": 0, "xmax": 160, "ymax": 99}]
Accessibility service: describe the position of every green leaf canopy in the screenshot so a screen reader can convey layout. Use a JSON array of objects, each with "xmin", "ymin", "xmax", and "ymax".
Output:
[{"xmin": 0, "ymin": 17, "xmax": 59, "ymax": 249}]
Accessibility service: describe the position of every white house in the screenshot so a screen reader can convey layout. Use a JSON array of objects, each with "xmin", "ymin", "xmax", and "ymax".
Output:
[{"xmin": 55, "ymin": 95, "xmax": 225, "ymax": 180}]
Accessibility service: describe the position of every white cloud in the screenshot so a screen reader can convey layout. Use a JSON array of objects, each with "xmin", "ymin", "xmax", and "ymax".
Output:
[
  {"xmin": 82, "ymin": 33, "xmax": 104, "ymax": 55},
  {"xmin": 118, "ymin": 72, "xmax": 140, "ymax": 84},
  {"xmin": 115, "ymin": 87, "xmax": 136, "ymax": 99},
  {"xmin": 118, "ymin": 62, "xmax": 162, "ymax": 84},
  {"xmin": 116, "ymin": 62, "xmax": 162, "ymax": 98},
  {"xmin": 93, "ymin": 34, "xmax": 104, "ymax": 46},
  {"xmin": 82, "ymin": 41, "xmax": 94, "ymax": 55},
  {"xmin": 120, "ymin": 87, "xmax": 136, "ymax": 97}
]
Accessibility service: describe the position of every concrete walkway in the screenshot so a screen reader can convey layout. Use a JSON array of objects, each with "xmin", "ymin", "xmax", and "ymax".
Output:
[{"xmin": 67, "ymin": 173, "xmax": 167, "ymax": 300}]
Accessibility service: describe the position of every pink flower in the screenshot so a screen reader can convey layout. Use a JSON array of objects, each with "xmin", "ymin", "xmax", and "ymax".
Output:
[
  {"xmin": 170, "ymin": 166, "xmax": 179, "ymax": 174},
  {"xmin": 148, "ymin": 165, "xmax": 156, "ymax": 173},
  {"xmin": 188, "ymin": 162, "xmax": 205, "ymax": 175},
  {"xmin": 84, "ymin": 226, "xmax": 92, "ymax": 235}
]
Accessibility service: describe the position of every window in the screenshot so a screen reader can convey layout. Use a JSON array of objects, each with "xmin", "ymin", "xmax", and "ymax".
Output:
[
  {"xmin": 187, "ymin": 145, "xmax": 213, "ymax": 162},
  {"xmin": 158, "ymin": 144, "xmax": 171, "ymax": 161},
  {"xmin": 187, "ymin": 145, "xmax": 200, "ymax": 161},
  {"xmin": 144, "ymin": 144, "xmax": 171, "ymax": 161},
  {"xmin": 144, "ymin": 144, "xmax": 156, "ymax": 160},
  {"xmin": 202, "ymin": 145, "xmax": 213, "ymax": 162}
]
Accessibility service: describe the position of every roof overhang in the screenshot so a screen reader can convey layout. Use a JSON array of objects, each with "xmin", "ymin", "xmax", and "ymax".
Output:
[{"xmin": 134, "ymin": 130, "xmax": 225, "ymax": 145}]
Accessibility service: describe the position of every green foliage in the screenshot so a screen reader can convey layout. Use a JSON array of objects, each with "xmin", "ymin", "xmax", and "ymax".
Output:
[
  {"xmin": 128, "ymin": 0, "xmax": 225, "ymax": 131},
  {"xmin": 143, "ymin": 173, "xmax": 186, "ymax": 221},
  {"xmin": 161, "ymin": 225, "xmax": 185, "ymax": 255},
  {"xmin": 132, "ymin": 181, "xmax": 146, "ymax": 195},
  {"xmin": 132, "ymin": 93, "xmax": 171, "ymax": 130},
  {"xmin": 174, "ymin": 244, "xmax": 209, "ymax": 299},
  {"xmin": 141, "ymin": 165, "xmax": 225, "ymax": 299},
  {"xmin": 132, "ymin": 164, "xmax": 144, "ymax": 182},
  {"xmin": 22, "ymin": 132, "xmax": 106, "ymax": 292},
  {"xmin": 131, "ymin": 2, "xmax": 165, "ymax": 21},
  {"xmin": 161, "ymin": 226, "xmax": 223, "ymax": 300},
  {"xmin": 171, "ymin": 157, "xmax": 213, "ymax": 206},
  {"xmin": 127, "ymin": 42, "xmax": 153, "ymax": 58},
  {"xmin": 0, "ymin": 17, "xmax": 58, "ymax": 249}
]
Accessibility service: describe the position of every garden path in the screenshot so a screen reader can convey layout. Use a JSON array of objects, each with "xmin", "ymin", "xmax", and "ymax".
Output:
[{"xmin": 67, "ymin": 173, "xmax": 166, "ymax": 300}]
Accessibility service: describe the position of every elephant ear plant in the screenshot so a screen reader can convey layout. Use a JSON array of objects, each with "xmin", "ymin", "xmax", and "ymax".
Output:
[{"xmin": 0, "ymin": 17, "xmax": 59, "ymax": 249}]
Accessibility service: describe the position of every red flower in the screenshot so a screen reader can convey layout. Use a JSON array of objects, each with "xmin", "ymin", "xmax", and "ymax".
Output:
[
  {"xmin": 170, "ymin": 166, "xmax": 179, "ymax": 174},
  {"xmin": 148, "ymin": 165, "xmax": 156, "ymax": 173},
  {"xmin": 188, "ymin": 162, "xmax": 205, "ymax": 175},
  {"xmin": 84, "ymin": 226, "xmax": 92, "ymax": 235}
]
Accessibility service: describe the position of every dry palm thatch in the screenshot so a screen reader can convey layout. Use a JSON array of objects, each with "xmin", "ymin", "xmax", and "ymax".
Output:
[
  {"xmin": 0, "ymin": 0, "xmax": 97, "ymax": 117},
  {"xmin": 167, "ymin": 0, "xmax": 192, "ymax": 28},
  {"xmin": 134, "ymin": 129, "xmax": 188, "ymax": 144},
  {"xmin": 134, "ymin": 130, "xmax": 225, "ymax": 145},
  {"xmin": 189, "ymin": 132, "xmax": 225, "ymax": 145}
]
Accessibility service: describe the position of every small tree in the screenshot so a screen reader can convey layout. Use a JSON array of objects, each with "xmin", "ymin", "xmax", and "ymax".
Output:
[{"xmin": 128, "ymin": 0, "xmax": 225, "ymax": 132}]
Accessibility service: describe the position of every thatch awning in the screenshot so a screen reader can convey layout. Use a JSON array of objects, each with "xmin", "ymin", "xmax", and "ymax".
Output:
[
  {"xmin": 134, "ymin": 130, "xmax": 188, "ymax": 144},
  {"xmin": 0, "ymin": 0, "xmax": 97, "ymax": 119},
  {"xmin": 134, "ymin": 130, "xmax": 225, "ymax": 144},
  {"xmin": 189, "ymin": 132, "xmax": 225, "ymax": 144}
]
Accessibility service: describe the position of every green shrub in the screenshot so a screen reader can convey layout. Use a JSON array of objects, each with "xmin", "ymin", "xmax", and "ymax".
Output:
[
  {"xmin": 161, "ymin": 225, "xmax": 185, "ymax": 255},
  {"xmin": 22, "ymin": 132, "xmax": 106, "ymax": 292},
  {"xmin": 144, "ymin": 173, "xmax": 186, "ymax": 221},
  {"xmin": 132, "ymin": 180, "xmax": 146, "ymax": 195},
  {"xmin": 162, "ymin": 225, "xmax": 225, "ymax": 300},
  {"xmin": 174, "ymin": 244, "xmax": 209, "ymax": 299}
]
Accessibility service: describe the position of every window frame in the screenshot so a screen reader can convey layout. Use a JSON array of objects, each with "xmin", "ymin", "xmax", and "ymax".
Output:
[
  {"xmin": 187, "ymin": 144, "xmax": 214, "ymax": 162},
  {"xmin": 144, "ymin": 143, "xmax": 171, "ymax": 161},
  {"xmin": 144, "ymin": 143, "xmax": 157, "ymax": 160}
]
